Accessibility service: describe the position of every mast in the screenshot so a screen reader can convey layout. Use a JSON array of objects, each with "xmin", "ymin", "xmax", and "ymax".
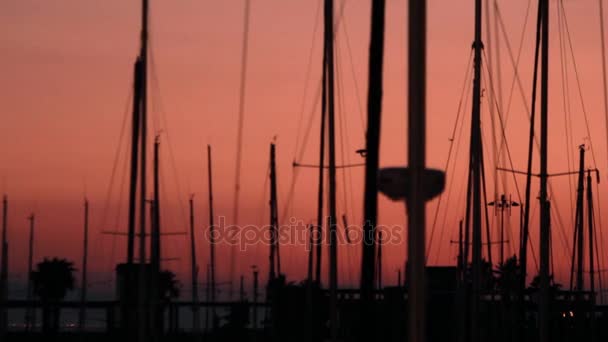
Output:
[
  {"xmin": 586, "ymin": 169, "xmax": 596, "ymax": 341},
  {"xmin": 78, "ymin": 198, "xmax": 89, "ymax": 332},
  {"xmin": 467, "ymin": 0, "xmax": 484, "ymax": 340},
  {"xmin": 573, "ymin": 146, "xmax": 585, "ymax": 292},
  {"xmin": 269, "ymin": 143, "xmax": 280, "ymax": 281},
  {"xmin": 25, "ymin": 214, "xmax": 35, "ymax": 332},
  {"xmin": 538, "ymin": 0, "xmax": 550, "ymax": 340},
  {"xmin": 206, "ymin": 145, "xmax": 216, "ymax": 328},
  {"xmin": 136, "ymin": 1, "xmax": 149, "ymax": 338},
  {"xmin": 189, "ymin": 196, "xmax": 200, "ymax": 331},
  {"xmin": 520, "ymin": 0, "xmax": 544, "ymax": 295},
  {"xmin": 138, "ymin": 0, "xmax": 149, "ymax": 268},
  {"xmin": 231, "ymin": 0, "xmax": 252, "ymax": 299},
  {"xmin": 323, "ymin": 0, "xmax": 338, "ymax": 339},
  {"xmin": 376, "ymin": 231, "xmax": 383, "ymax": 290},
  {"xmin": 315, "ymin": 19, "xmax": 327, "ymax": 286},
  {"xmin": 127, "ymin": 60, "xmax": 142, "ymax": 266},
  {"xmin": 148, "ymin": 136, "xmax": 161, "ymax": 341},
  {"xmin": 359, "ymin": 1, "xmax": 386, "ymax": 340},
  {"xmin": 407, "ymin": 0, "xmax": 427, "ymax": 341},
  {"xmin": 0, "ymin": 195, "xmax": 8, "ymax": 336},
  {"xmin": 307, "ymin": 224, "xmax": 314, "ymax": 283}
]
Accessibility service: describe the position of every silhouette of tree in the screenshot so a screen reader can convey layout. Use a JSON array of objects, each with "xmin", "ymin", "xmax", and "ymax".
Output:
[
  {"xmin": 529, "ymin": 274, "xmax": 562, "ymax": 292},
  {"xmin": 30, "ymin": 258, "xmax": 76, "ymax": 333},
  {"xmin": 496, "ymin": 255, "xmax": 521, "ymax": 296},
  {"xmin": 158, "ymin": 270, "xmax": 180, "ymax": 301}
]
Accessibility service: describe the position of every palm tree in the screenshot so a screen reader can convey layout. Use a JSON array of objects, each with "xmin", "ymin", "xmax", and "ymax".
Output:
[
  {"xmin": 158, "ymin": 270, "xmax": 180, "ymax": 301},
  {"xmin": 31, "ymin": 258, "xmax": 76, "ymax": 333},
  {"xmin": 496, "ymin": 255, "xmax": 521, "ymax": 298}
]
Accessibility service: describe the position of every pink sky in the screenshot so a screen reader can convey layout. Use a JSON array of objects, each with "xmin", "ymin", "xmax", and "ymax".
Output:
[{"xmin": 1, "ymin": 0, "xmax": 608, "ymax": 298}]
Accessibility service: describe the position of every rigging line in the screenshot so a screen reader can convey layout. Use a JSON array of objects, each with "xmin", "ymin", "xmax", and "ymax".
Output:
[
  {"xmin": 484, "ymin": 0, "xmax": 499, "ymax": 205},
  {"xmin": 481, "ymin": 50, "xmax": 523, "ymax": 204},
  {"xmin": 231, "ymin": 0, "xmax": 251, "ymax": 299},
  {"xmin": 493, "ymin": 0, "xmax": 532, "ymax": 154},
  {"xmin": 559, "ymin": 0, "xmax": 599, "ymax": 168},
  {"xmin": 593, "ymin": 193, "xmax": 605, "ymax": 304},
  {"xmin": 294, "ymin": 0, "xmax": 350, "ymax": 165},
  {"xmin": 340, "ymin": 6, "xmax": 366, "ymax": 132},
  {"xmin": 281, "ymin": 1, "xmax": 350, "ymax": 227},
  {"xmin": 97, "ymin": 89, "xmax": 132, "ymax": 235},
  {"xmin": 427, "ymin": 50, "xmax": 474, "ymax": 261},
  {"xmin": 557, "ymin": 3, "xmax": 576, "ymax": 226},
  {"xmin": 294, "ymin": 0, "xmax": 323, "ymax": 159},
  {"xmin": 98, "ymin": 89, "xmax": 132, "ymax": 275},
  {"xmin": 148, "ymin": 47, "xmax": 189, "ymax": 232},
  {"xmin": 336, "ymin": 41, "xmax": 357, "ymax": 286},
  {"xmin": 106, "ymin": 137, "xmax": 131, "ymax": 277},
  {"xmin": 528, "ymin": 199, "xmax": 539, "ymax": 272},
  {"xmin": 335, "ymin": 37, "xmax": 350, "ymax": 226},
  {"xmin": 336, "ymin": 37, "xmax": 358, "ymax": 226},
  {"xmin": 599, "ymin": 0, "xmax": 608, "ymax": 181},
  {"xmin": 429, "ymin": 66, "xmax": 473, "ymax": 262},
  {"xmin": 232, "ymin": 0, "xmax": 252, "ymax": 227},
  {"xmin": 434, "ymin": 88, "xmax": 472, "ymax": 265},
  {"xmin": 593, "ymin": 182, "xmax": 606, "ymax": 300},
  {"xmin": 550, "ymin": 199, "xmax": 572, "ymax": 268},
  {"xmin": 483, "ymin": 42, "xmax": 571, "ymax": 254}
]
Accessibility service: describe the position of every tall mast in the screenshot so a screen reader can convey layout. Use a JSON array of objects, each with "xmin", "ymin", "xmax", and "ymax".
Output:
[
  {"xmin": 466, "ymin": 0, "xmax": 484, "ymax": 340},
  {"xmin": 189, "ymin": 196, "xmax": 199, "ymax": 331},
  {"xmin": 586, "ymin": 169, "xmax": 596, "ymax": 341},
  {"xmin": 25, "ymin": 214, "xmax": 35, "ymax": 332},
  {"xmin": 315, "ymin": 17, "xmax": 328, "ymax": 286},
  {"xmin": 269, "ymin": 143, "xmax": 279, "ymax": 281},
  {"xmin": 138, "ymin": 0, "xmax": 149, "ymax": 268},
  {"xmin": 573, "ymin": 147, "xmax": 585, "ymax": 292},
  {"xmin": 407, "ymin": 0, "xmax": 427, "ymax": 341},
  {"xmin": 147, "ymin": 136, "xmax": 161, "ymax": 341},
  {"xmin": 206, "ymin": 145, "xmax": 216, "ymax": 327},
  {"xmin": 0, "ymin": 195, "xmax": 8, "ymax": 336},
  {"xmin": 231, "ymin": 0, "xmax": 252, "ymax": 299},
  {"xmin": 136, "ymin": 2, "xmax": 149, "ymax": 340},
  {"xmin": 127, "ymin": 60, "xmax": 142, "ymax": 265},
  {"xmin": 520, "ymin": 0, "xmax": 544, "ymax": 295},
  {"xmin": 538, "ymin": 0, "xmax": 550, "ymax": 340},
  {"xmin": 151, "ymin": 137, "xmax": 161, "ymax": 271},
  {"xmin": 324, "ymin": 0, "xmax": 338, "ymax": 339},
  {"xmin": 79, "ymin": 198, "xmax": 89, "ymax": 332},
  {"xmin": 359, "ymin": 2, "xmax": 386, "ymax": 340}
]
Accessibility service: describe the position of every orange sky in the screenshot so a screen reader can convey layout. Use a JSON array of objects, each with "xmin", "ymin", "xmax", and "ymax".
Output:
[{"xmin": 1, "ymin": 0, "xmax": 608, "ymax": 299}]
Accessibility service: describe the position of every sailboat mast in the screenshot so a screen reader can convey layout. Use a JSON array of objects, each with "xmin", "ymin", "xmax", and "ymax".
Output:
[
  {"xmin": 151, "ymin": 138, "xmax": 161, "ymax": 270},
  {"xmin": 574, "ymin": 147, "xmax": 585, "ymax": 291},
  {"xmin": 79, "ymin": 198, "xmax": 89, "ymax": 331},
  {"xmin": 407, "ymin": 0, "xmax": 427, "ymax": 341},
  {"xmin": 538, "ymin": 0, "xmax": 550, "ymax": 340},
  {"xmin": 189, "ymin": 196, "xmax": 200, "ymax": 331},
  {"xmin": 269, "ymin": 143, "xmax": 279, "ymax": 281},
  {"xmin": 323, "ymin": 0, "xmax": 338, "ymax": 339},
  {"xmin": 138, "ymin": 0, "xmax": 149, "ymax": 267},
  {"xmin": 207, "ymin": 145, "xmax": 216, "ymax": 326},
  {"xmin": 315, "ymin": 15, "xmax": 328, "ymax": 286},
  {"xmin": 586, "ymin": 169, "xmax": 596, "ymax": 339},
  {"xmin": 360, "ymin": 2, "xmax": 386, "ymax": 334},
  {"xmin": 127, "ymin": 61, "xmax": 142, "ymax": 265},
  {"xmin": 468, "ymin": 0, "xmax": 484, "ymax": 340}
]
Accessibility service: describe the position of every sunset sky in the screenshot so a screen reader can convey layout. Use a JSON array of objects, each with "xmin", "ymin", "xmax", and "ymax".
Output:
[{"xmin": 1, "ymin": 0, "xmax": 608, "ymax": 300}]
